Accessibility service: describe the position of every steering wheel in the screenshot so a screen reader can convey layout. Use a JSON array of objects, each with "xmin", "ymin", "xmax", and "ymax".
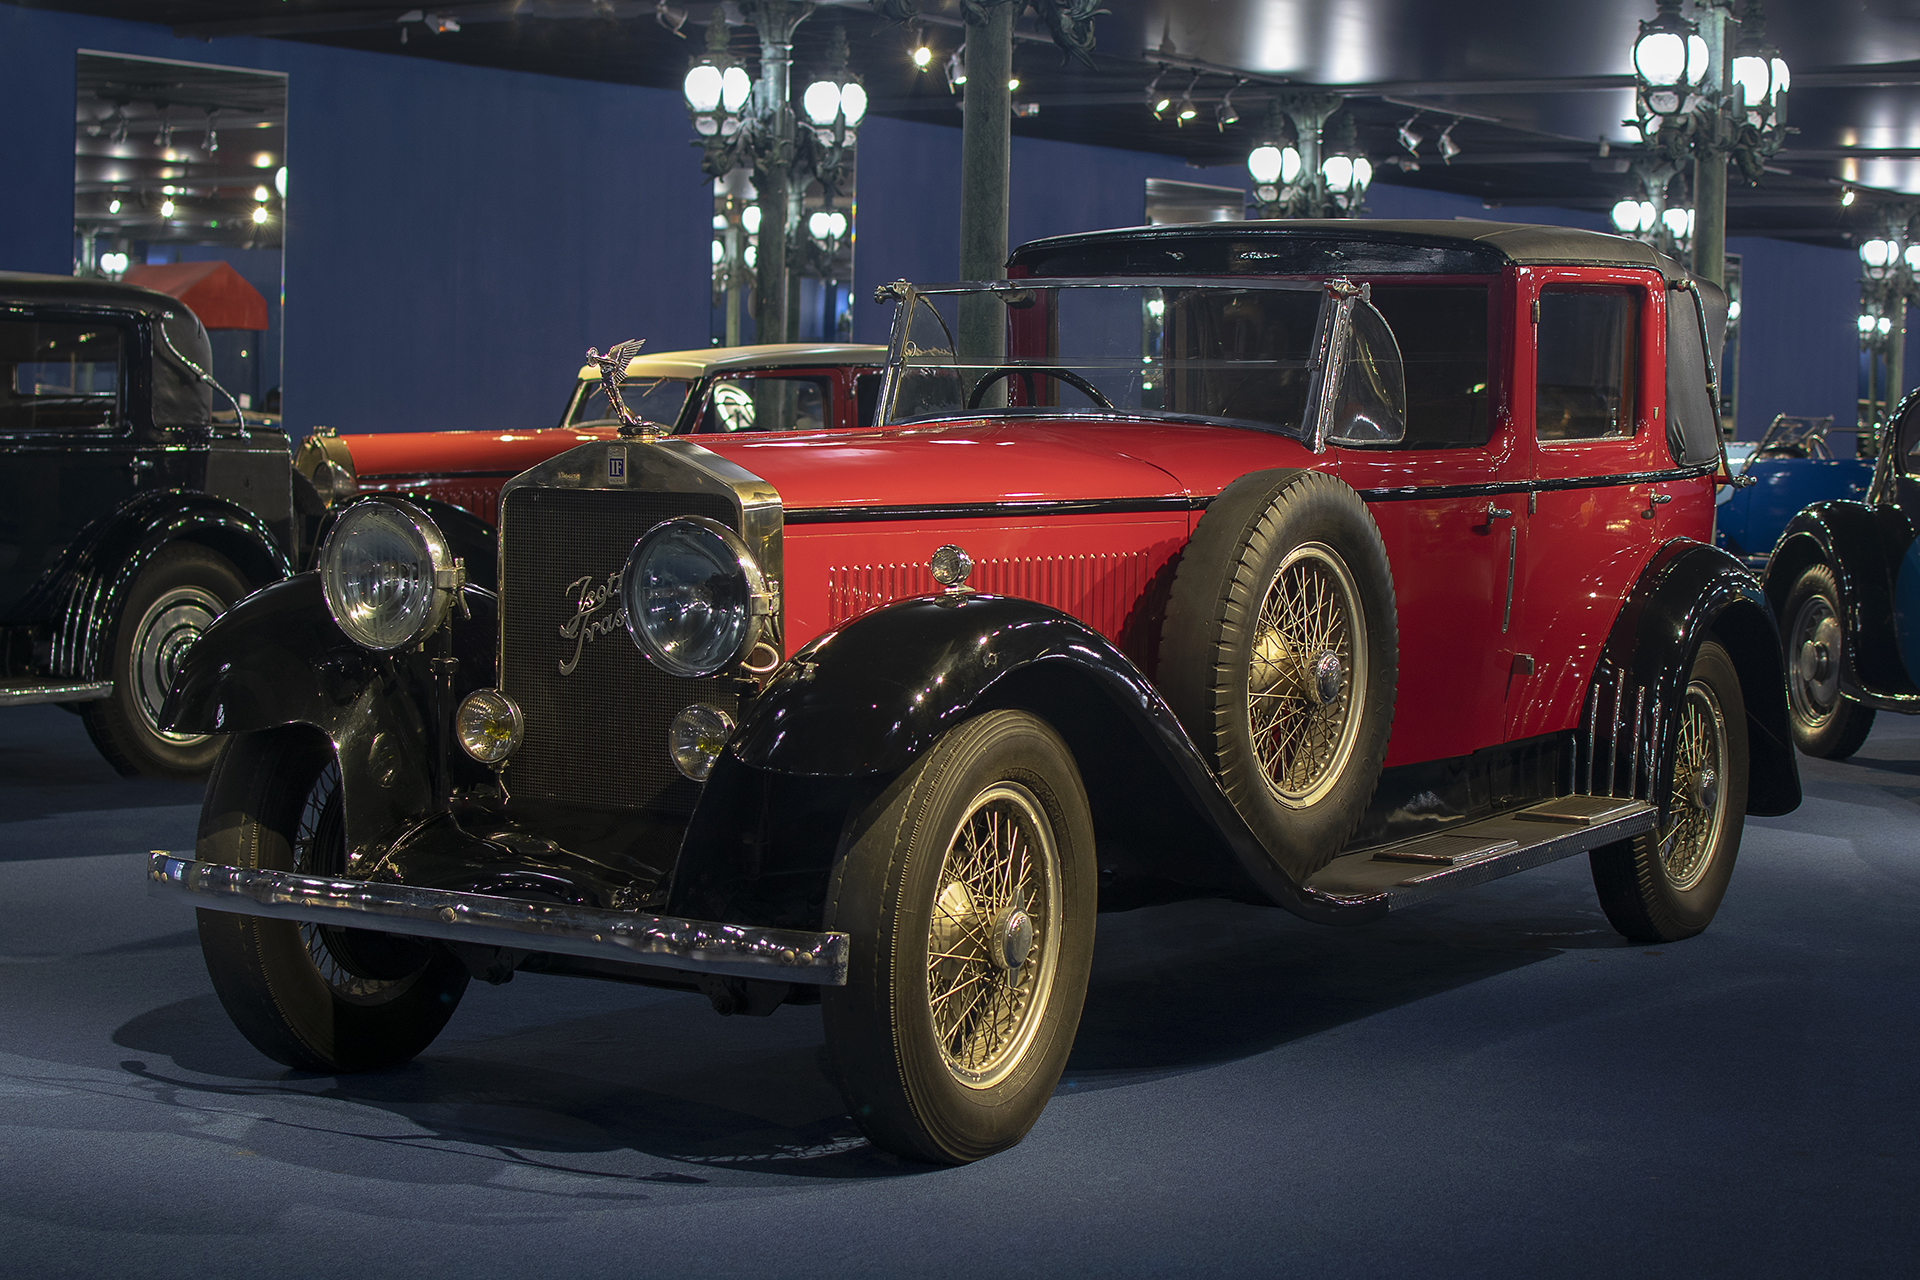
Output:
[{"xmin": 966, "ymin": 365, "xmax": 1114, "ymax": 412}]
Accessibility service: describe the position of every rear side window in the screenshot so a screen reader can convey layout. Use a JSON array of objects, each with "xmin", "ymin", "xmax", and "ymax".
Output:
[
  {"xmin": 1536, "ymin": 287, "xmax": 1638, "ymax": 442},
  {"xmin": 1365, "ymin": 284, "xmax": 1491, "ymax": 448},
  {"xmin": 0, "ymin": 318, "xmax": 124, "ymax": 432}
]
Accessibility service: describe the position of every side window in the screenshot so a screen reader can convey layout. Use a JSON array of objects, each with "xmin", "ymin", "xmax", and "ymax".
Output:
[
  {"xmin": 695, "ymin": 375, "xmax": 831, "ymax": 433},
  {"xmin": 855, "ymin": 372, "xmax": 883, "ymax": 428},
  {"xmin": 1364, "ymin": 284, "xmax": 1491, "ymax": 448},
  {"xmin": 1536, "ymin": 287, "xmax": 1638, "ymax": 442},
  {"xmin": 0, "ymin": 318, "xmax": 124, "ymax": 432}
]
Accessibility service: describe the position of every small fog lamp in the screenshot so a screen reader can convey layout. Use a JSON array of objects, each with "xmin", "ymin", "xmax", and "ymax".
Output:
[
  {"xmin": 669, "ymin": 703, "xmax": 737, "ymax": 781},
  {"xmin": 456, "ymin": 688, "xmax": 524, "ymax": 766}
]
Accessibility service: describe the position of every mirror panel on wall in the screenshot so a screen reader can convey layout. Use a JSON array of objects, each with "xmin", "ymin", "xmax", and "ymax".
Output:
[
  {"xmin": 711, "ymin": 155, "xmax": 855, "ymax": 347},
  {"xmin": 73, "ymin": 51, "xmax": 288, "ymax": 418}
]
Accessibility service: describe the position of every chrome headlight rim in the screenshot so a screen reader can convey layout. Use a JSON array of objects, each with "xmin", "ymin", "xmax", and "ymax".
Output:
[
  {"xmin": 621, "ymin": 515, "xmax": 770, "ymax": 679},
  {"xmin": 456, "ymin": 688, "xmax": 525, "ymax": 766},
  {"xmin": 319, "ymin": 495, "xmax": 457, "ymax": 652}
]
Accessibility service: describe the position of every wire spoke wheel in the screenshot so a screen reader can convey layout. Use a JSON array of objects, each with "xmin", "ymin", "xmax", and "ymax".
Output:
[
  {"xmin": 1247, "ymin": 542, "xmax": 1367, "ymax": 807},
  {"xmin": 289, "ymin": 759, "xmax": 413, "ymax": 1004},
  {"xmin": 1659, "ymin": 676, "xmax": 1728, "ymax": 892},
  {"xmin": 924, "ymin": 782, "xmax": 1062, "ymax": 1090}
]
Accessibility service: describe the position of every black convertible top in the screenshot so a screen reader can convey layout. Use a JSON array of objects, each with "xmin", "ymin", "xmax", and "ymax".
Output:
[{"xmin": 1008, "ymin": 219, "xmax": 1691, "ymax": 284}]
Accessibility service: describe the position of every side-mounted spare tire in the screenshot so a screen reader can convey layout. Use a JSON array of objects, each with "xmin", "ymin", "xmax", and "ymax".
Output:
[{"xmin": 1158, "ymin": 469, "xmax": 1398, "ymax": 881}]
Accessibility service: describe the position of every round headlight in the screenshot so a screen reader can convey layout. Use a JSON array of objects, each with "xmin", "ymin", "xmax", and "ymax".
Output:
[
  {"xmin": 456, "ymin": 688, "xmax": 524, "ymax": 765},
  {"xmin": 621, "ymin": 516, "xmax": 769, "ymax": 678},
  {"xmin": 320, "ymin": 498, "xmax": 456, "ymax": 651}
]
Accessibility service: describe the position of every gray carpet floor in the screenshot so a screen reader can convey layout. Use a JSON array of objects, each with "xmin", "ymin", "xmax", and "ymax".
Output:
[{"xmin": 1, "ymin": 702, "xmax": 1914, "ymax": 1276}]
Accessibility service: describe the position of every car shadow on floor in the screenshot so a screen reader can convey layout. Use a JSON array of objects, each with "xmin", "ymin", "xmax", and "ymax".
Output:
[{"xmin": 108, "ymin": 885, "xmax": 1628, "ymax": 1183}]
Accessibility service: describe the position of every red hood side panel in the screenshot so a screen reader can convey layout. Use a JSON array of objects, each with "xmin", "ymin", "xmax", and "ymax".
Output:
[{"xmin": 341, "ymin": 426, "xmax": 621, "ymax": 478}]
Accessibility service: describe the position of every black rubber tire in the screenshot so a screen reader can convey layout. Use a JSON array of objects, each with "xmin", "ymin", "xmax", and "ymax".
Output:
[
  {"xmin": 1590, "ymin": 639, "xmax": 1750, "ymax": 943},
  {"xmin": 82, "ymin": 542, "xmax": 248, "ymax": 780},
  {"xmin": 822, "ymin": 710, "xmax": 1096, "ymax": 1165},
  {"xmin": 1781, "ymin": 563, "xmax": 1876, "ymax": 759},
  {"xmin": 195, "ymin": 727, "xmax": 469, "ymax": 1072},
  {"xmin": 1157, "ymin": 470, "xmax": 1398, "ymax": 880}
]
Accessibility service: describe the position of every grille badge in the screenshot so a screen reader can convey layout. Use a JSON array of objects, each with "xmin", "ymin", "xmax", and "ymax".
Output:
[{"xmin": 558, "ymin": 569, "xmax": 626, "ymax": 675}]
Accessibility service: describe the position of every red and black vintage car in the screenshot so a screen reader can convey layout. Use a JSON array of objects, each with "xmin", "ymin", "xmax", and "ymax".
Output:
[{"xmin": 150, "ymin": 221, "xmax": 1798, "ymax": 1165}]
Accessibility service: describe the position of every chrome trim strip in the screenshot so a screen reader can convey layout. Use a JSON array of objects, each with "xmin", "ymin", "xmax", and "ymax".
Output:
[
  {"xmin": 1357, "ymin": 463, "xmax": 1716, "ymax": 504},
  {"xmin": 147, "ymin": 852, "xmax": 848, "ymax": 986},
  {"xmin": 0, "ymin": 680, "xmax": 114, "ymax": 707},
  {"xmin": 785, "ymin": 495, "xmax": 1204, "ymax": 524}
]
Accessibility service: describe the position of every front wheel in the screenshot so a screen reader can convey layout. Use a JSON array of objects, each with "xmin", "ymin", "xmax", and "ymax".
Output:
[
  {"xmin": 196, "ymin": 727, "xmax": 469, "ymax": 1072},
  {"xmin": 1782, "ymin": 562, "xmax": 1875, "ymax": 759},
  {"xmin": 822, "ymin": 710, "xmax": 1096, "ymax": 1165},
  {"xmin": 1590, "ymin": 639, "xmax": 1749, "ymax": 943},
  {"xmin": 83, "ymin": 542, "xmax": 248, "ymax": 779}
]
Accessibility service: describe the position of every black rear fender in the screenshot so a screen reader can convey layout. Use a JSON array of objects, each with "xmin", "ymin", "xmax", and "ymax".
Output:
[{"xmin": 1590, "ymin": 539, "xmax": 1800, "ymax": 819}]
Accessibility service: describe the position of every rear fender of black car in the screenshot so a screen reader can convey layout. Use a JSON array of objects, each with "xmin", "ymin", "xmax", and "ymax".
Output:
[
  {"xmin": 33, "ymin": 489, "xmax": 292, "ymax": 682},
  {"xmin": 163, "ymin": 571, "xmax": 499, "ymax": 860},
  {"xmin": 1588, "ymin": 539, "xmax": 1800, "ymax": 819},
  {"xmin": 674, "ymin": 593, "xmax": 1388, "ymax": 927},
  {"xmin": 1766, "ymin": 501, "xmax": 1916, "ymax": 699}
]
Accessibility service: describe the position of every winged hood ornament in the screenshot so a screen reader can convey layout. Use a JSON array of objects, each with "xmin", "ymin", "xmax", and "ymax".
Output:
[{"xmin": 584, "ymin": 337, "xmax": 661, "ymax": 440}]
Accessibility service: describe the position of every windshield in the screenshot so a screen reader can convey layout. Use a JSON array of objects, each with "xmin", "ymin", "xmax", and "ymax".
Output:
[
  {"xmin": 565, "ymin": 374, "xmax": 696, "ymax": 429},
  {"xmin": 882, "ymin": 278, "xmax": 1331, "ymax": 439}
]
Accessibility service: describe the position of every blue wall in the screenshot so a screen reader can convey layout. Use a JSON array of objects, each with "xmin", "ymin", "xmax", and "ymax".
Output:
[
  {"xmin": 1, "ymin": 2, "xmax": 1864, "ymax": 442},
  {"xmin": 1, "ymin": 3, "xmax": 710, "ymax": 439}
]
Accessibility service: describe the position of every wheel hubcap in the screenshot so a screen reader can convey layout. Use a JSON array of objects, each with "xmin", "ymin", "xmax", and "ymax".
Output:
[
  {"xmin": 1247, "ymin": 543, "xmax": 1367, "ymax": 807},
  {"xmin": 133, "ymin": 586, "xmax": 221, "ymax": 745},
  {"xmin": 1789, "ymin": 595, "xmax": 1843, "ymax": 726},
  {"xmin": 925, "ymin": 782, "xmax": 1062, "ymax": 1090}
]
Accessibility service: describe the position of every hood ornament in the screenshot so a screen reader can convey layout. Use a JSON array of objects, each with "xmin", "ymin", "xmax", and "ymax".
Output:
[{"xmin": 585, "ymin": 338, "xmax": 662, "ymax": 440}]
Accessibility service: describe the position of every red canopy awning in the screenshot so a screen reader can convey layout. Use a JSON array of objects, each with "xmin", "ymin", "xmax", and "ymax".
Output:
[{"xmin": 124, "ymin": 260, "xmax": 269, "ymax": 331}]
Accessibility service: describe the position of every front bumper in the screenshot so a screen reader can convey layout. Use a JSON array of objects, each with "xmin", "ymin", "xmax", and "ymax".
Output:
[{"xmin": 147, "ymin": 852, "xmax": 848, "ymax": 986}]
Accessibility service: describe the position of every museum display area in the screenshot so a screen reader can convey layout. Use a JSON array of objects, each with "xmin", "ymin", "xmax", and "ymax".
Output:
[{"xmin": 2, "ymin": 1, "xmax": 1918, "ymax": 1274}]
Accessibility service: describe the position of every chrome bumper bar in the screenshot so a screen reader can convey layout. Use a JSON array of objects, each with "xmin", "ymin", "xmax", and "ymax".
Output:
[{"xmin": 147, "ymin": 852, "xmax": 848, "ymax": 986}]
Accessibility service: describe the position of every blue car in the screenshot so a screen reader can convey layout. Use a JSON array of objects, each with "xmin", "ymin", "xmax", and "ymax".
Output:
[
  {"xmin": 1763, "ymin": 402, "xmax": 1920, "ymax": 757},
  {"xmin": 1717, "ymin": 416, "xmax": 1874, "ymax": 567}
]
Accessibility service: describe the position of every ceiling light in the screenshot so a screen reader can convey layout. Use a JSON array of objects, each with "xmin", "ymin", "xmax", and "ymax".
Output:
[
  {"xmin": 1398, "ymin": 116, "xmax": 1423, "ymax": 154},
  {"xmin": 911, "ymin": 24, "xmax": 933, "ymax": 71},
  {"xmin": 946, "ymin": 45, "xmax": 967, "ymax": 90},
  {"xmin": 1842, "ymin": 187, "xmax": 1857, "ymax": 207},
  {"xmin": 275, "ymin": 166, "xmax": 287, "ymax": 198},
  {"xmin": 160, "ymin": 198, "xmax": 174, "ymax": 217},
  {"xmin": 1437, "ymin": 122, "xmax": 1461, "ymax": 163},
  {"xmin": 252, "ymin": 206, "xmax": 268, "ymax": 224},
  {"xmin": 254, "ymin": 185, "xmax": 269, "ymax": 202},
  {"xmin": 1216, "ymin": 83, "xmax": 1242, "ymax": 131},
  {"xmin": 108, "ymin": 198, "xmax": 121, "ymax": 214}
]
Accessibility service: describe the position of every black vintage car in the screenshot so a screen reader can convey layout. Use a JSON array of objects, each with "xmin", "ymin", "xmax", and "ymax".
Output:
[
  {"xmin": 0, "ymin": 271, "xmax": 297, "ymax": 777},
  {"xmin": 1766, "ymin": 390, "xmax": 1920, "ymax": 757}
]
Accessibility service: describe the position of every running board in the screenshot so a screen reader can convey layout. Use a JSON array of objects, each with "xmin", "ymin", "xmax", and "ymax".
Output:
[
  {"xmin": 0, "ymin": 679, "xmax": 113, "ymax": 708},
  {"xmin": 1307, "ymin": 795, "xmax": 1656, "ymax": 909}
]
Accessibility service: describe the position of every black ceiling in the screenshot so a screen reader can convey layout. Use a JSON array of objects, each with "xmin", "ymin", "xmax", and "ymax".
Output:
[{"xmin": 25, "ymin": 0, "xmax": 1920, "ymax": 248}]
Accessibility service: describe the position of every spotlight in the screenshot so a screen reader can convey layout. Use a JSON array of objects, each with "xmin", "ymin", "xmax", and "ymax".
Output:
[
  {"xmin": 1397, "ymin": 116, "xmax": 1423, "ymax": 154},
  {"xmin": 1216, "ymin": 82, "xmax": 1242, "ymax": 131},
  {"xmin": 911, "ymin": 23, "xmax": 932, "ymax": 71},
  {"xmin": 1437, "ymin": 121, "xmax": 1461, "ymax": 163},
  {"xmin": 252, "ymin": 205, "xmax": 268, "ymax": 225},
  {"xmin": 946, "ymin": 45, "xmax": 967, "ymax": 91},
  {"xmin": 1842, "ymin": 187, "xmax": 1857, "ymax": 207}
]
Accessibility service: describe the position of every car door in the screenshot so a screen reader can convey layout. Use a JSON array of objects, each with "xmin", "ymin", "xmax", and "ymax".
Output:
[
  {"xmin": 1336, "ymin": 280, "xmax": 1523, "ymax": 764},
  {"xmin": 0, "ymin": 310, "xmax": 144, "ymax": 622},
  {"xmin": 1503, "ymin": 269, "xmax": 1664, "ymax": 743}
]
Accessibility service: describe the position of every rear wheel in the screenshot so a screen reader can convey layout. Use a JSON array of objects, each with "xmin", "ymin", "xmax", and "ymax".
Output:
[
  {"xmin": 196, "ymin": 727, "xmax": 468, "ymax": 1072},
  {"xmin": 822, "ymin": 710, "xmax": 1096, "ymax": 1165},
  {"xmin": 1591, "ymin": 639, "xmax": 1749, "ymax": 943},
  {"xmin": 1782, "ymin": 563, "xmax": 1875, "ymax": 759},
  {"xmin": 83, "ymin": 542, "xmax": 248, "ymax": 779}
]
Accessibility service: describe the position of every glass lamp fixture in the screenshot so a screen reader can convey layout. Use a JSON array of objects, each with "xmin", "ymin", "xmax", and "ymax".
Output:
[
  {"xmin": 1859, "ymin": 312, "xmax": 1877, "ymax": 339},
  {"xmin": 1731, "ymin": 0, "xmax": 1790, "ymax": 130},
  {"xmin": 741, "ymin": 204, "xmax": 762, "ymax": 236},
  {"xmin": 1610, "ymin": 198, "xmax": 1658, "ymax": 235},
  {"xmin": 1860, "ymin": 238, "xmax": 1901, "ymax": 281},
  {"xmin": 1633, "ymin": 0, "xmax": 1710, "ymax": 122},
  {"xmin": 1661, "ymin": 205, "xmax": 1695, "ymax": 242}
]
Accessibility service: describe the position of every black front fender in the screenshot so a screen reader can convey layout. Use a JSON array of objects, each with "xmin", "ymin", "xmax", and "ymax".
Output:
[
  {"xmin": 1766, "ymin": 500, "xmax": 1914, "ymax": 699},
  {"xmin": 1592, "ymin": 539, "xmax": 1800, "ymax": 818},
  {"xmin": 686, "ymin": 593, "xmax": 1387, "ymax": 927},
  {"xmin": 164, "ymin": 571, "xmax": 498, "ymax": 860}
]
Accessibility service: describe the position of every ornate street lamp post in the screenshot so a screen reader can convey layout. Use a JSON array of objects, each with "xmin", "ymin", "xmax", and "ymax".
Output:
[{"xmin": 1247, "ymin": 96, "xmax": 1369, "ymax": 219}]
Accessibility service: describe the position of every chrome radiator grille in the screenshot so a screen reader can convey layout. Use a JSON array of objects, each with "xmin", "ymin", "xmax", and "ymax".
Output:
[{"xmin": 499, "ymin": 486, "xmax": 738, "ymax": 813}]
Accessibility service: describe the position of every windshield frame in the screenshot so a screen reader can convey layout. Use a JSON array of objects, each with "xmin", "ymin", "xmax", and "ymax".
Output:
[{"xmin": 876, "ymin": 275, "xmax": 1343, "ymax": 445}]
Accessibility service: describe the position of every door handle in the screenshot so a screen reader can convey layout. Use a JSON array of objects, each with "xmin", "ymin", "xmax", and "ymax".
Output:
[
  {"xmin": 1484, "ymin": 502, "xmax": 1513, "ymax": 522},
  {"xmin": 1642, "ymin": 491, "xmax": 1673, "ymax": 519},
  {"xmin": 128, "ymin": 456, "xmax": 153, "ymax": 477}
]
